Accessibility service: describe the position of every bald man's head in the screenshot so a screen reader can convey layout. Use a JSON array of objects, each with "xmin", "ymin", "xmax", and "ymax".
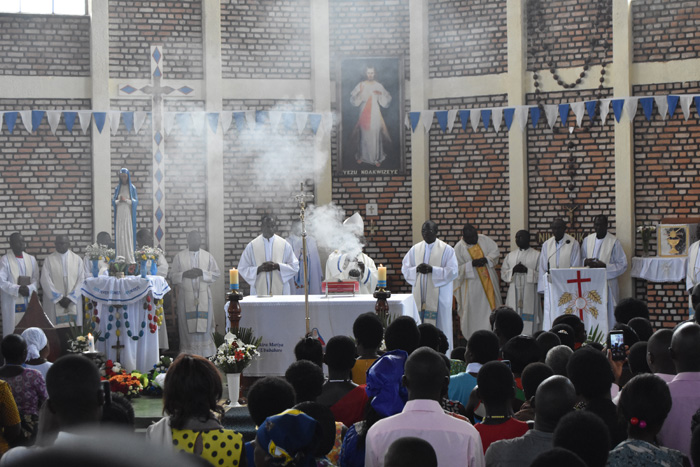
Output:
[
  {"xmin": 534, "ymin": 375, "xmax": 576, "ymax": 432},
  {"xmin": 670, "ymin": 323, "xmax": 700, "ymax": 372}
]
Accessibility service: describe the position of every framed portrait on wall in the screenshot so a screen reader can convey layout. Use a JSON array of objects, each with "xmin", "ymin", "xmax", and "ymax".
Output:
[
  {"xmin": 337, "ymin": 56, "xmax": 405, "ymax": 176},
  {"xmin": 657, "ymin": 224, "xmax": 690, "ymax": 257}
]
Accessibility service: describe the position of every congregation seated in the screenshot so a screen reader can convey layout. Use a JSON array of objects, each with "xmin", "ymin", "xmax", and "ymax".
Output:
[
  {"xmin": 0, "ymin": 335, "xmax": 47, "ymax": 444},
  {"xmin": 513, "ymin": 362, "xmax": 553, "ymax": 423},
  {"xmin": 544, "ymin": 344, "xmax": 572, "ymax": 377},
  {"xmin": 145, "ymin": 354, "xmax": 246, "ymax": 466},
  {"xmin": 101, "ymin": 392, "xmax": 135, "ymax": 431},
  {"xmin": 351, "ymin": 312, "xmax": 383, "ymax": 385},
  {"xmin": 20, "ymin": 328, "xmax": 52, "ymax": 380},
  {"xmin": 448, "ymin": 329, "xmax": 499, "ymax": 407},
  {"xmin": 614, "ymin": 297, "xmax": 650, "ymax": 324},
  {"xmin": 294, "ymin": 336, "xmax": 323, "ymax": 368},
  {"xmin": 534, "ymin": 331, "xmax": 560, "ymax": 362},
  {"xmin": 0, "ymin": 380, "xmax": 20, "ymax": 458},
  {"xmin": 383, "ymin": 437, "xmax": 437, "ymax": 467},
  {"xmin": 551, "ymin": 314, "xmax": 586, "ymax": 349},
  {"xmin": 501, "ymin": 335, "xmax": 540, "ymax": 408},
  {"xmin": 317, "ymin": 336, "xmax": 368, "ymax": 428},
  {"xmin": 552, "ymin": 410, "xmax": 610, "ymax": 467},
  {"xmin": 383, "ymin": 316, "xmax": 420, "ymax": 355},
  {"xmin": 253, "ymin": 409, "xmax": 322, "ymax": 467},
  {"xmin": 294, "ymin": 401, "xmax": 342, "ymax": 466},
  {"xmin": 491, "ymin": 306, "xmax": 523, "ymax": 349},
  {"xmin": 285, "ymin": 360, "xmax": 324, "ymax": 403},
  {"xmin": 417, "ymin": 323, "xmax": 440, "ymax": 350}
]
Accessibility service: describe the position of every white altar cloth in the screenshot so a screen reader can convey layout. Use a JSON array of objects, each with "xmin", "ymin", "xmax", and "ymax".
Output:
[
  {"xmin": 630, "ymin": 256, "xmax": 687, "ymax": 283},
  {"xmin": 82, "ymin": 276, "xmax": 170, "ymax": 372},
  {"xmin": 238, "ymin": 293, "xmax": 419, "ymax": 376}
]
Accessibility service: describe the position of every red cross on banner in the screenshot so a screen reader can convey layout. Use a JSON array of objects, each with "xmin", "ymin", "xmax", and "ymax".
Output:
[{"xmin": 567, "ymin": 270, "xmax": 592, "ymax": 319}]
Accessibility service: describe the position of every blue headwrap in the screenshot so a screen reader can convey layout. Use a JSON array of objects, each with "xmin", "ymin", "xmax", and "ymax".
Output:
[
  {"xmin": 112, "ymin": 168, "xmax": 138, "ymax": 255},
  {"xmin": 365, "ymin": 349, "xmax": 408, "ymax": 417},
  {"xmin": 256, "ymin": 409, "xmax": 320, "ymax": 467}
]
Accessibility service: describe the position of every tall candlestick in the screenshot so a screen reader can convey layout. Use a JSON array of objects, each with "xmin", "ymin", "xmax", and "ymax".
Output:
[
  {"xmin": 229, "ymin": 268, "xmax": 239, "ymax": 290},
  {"xmin": 87, "ymin": 333, "xmax": 96, "ymax": 353},
  {"xmin": 378, "ymin": 264, "xmax": 387, "ymax": 288}
]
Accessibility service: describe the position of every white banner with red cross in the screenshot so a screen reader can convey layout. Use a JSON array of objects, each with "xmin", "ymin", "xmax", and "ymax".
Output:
[{"xmin": 543, "ymin": 268, "xmax": 609, "ymax": 338}]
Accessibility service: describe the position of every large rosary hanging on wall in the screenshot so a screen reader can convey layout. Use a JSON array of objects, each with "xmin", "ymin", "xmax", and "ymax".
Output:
[{"xmin": 527, "ymin": 0, "xmax": 613, "ymax": 111}]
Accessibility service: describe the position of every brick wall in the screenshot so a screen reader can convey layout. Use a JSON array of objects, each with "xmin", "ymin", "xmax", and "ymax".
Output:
[
  {"xmin": 526, "ymin": 0, "xmax": 612, "ymax": 73},
  {"xmin": 221, "ymin": 0, "xmax": 311, "ymax": 79},
  {"xmin": 109, "ymin": 0, "xmax": 203, "ymax": 80},
  {"xmin": 428, "ymin": 0, "xmax": 508, "ymax": 78},
  {"xmin": 0, "ymin": 99, "xmax": 93, "ymax": 261},
  {"xmin": 0, "ymin": 14, "xmax": 90, "ymax": 76},
  {"xmin": 633, "ymin": 80, "xmax": 700, "ymax": 328},
  {"xmin": 527, "ymin": 88, "xmax": 616, "ymax": 244},
  {"xmin": 222, "ymin": 99, "xmax": 317, "ymax": 295},
  {"xmin": 632, "ymin": 1, "xmax": 700, "ymax": 63}
]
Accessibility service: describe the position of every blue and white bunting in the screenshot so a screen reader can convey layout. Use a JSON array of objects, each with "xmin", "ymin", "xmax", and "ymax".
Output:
[
  {"xmin": 571, "ymin": 102, "xmax": 585, "ymax": 127},
  {"xmin": 624, "ymin": 97, "xmax": 638, "ymax": 121},
  {"xmin": 78, "ymin": 111, "xmax": 91, "ymax": 134},
  {"xmin": 47, "ymin": 111, "xmax": 61, "ymax": 134},
  {"xmin": 600, "ymin": 99, "xmax": 611, "ymax": 125},
  {"xmin": 680, "ymin": 96, "xmax": 693, "ymax": 121},
  {"xmin": 481, "ymin": 109, "xmax": 492, "ymax": 131},
  {"xmin": 545, "ymin": 104, "xmax": 558, "ymax": 129},
  {"xmin": 134, "ymin": 111, "xmax": 148, "ymax": 134},
  {"xmin": 491, "ymin": 108, "xmax": 502, "ymax": 132},
  {"xmin": 422, "ymin": 111, "xmax": 434, "ymax": 133},
  {"xmin": 19, "ymin": 110, "xmax": 31, "ymax": 133},
  {"xmin": 5, "ymin": 112, "xmax": 17, "ymax": 134},
  {"xmin": 667, "ymin": 95, "xmax": 679, "ymax": 119},
  {"xmin": 469, "ymin": 109, "xmax": 480, "ymax": 132},
  {"xmin": 559, "ymin": 104, "xmax": 570, "ymax": 126},
  {"xmin": 435, "ymin": 111, "xmax": 448, "ymax": 132},
  {"xmin": 611, "ymin": 99, "xmax": 624, "ymax": 123}
]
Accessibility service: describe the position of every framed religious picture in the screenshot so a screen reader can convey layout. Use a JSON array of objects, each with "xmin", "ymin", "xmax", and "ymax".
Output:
[
  {"xmin": 657, "ymin": 224, "xmax": 690, "ymax": 257},
  {"xmin": 337, "ymin": 56, "xmax": 405, "ymax": 176}
]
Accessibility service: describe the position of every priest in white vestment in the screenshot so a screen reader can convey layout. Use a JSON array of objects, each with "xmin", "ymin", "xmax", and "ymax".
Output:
[
  {"xmin": 171, "ymin": 231, "xmax": 220, "ymax": 357},
  {"xmin": 83, "ymin": 231, "xmax": 113, "ymax": 278},
  {"xmin": 325, "ymin": 213, "xmax": 378, "ymax": 294},
  {"xmin": 402, "ymin": 220, "xmax": 458, "ymax": 349},
  {"xmin": 137, "ymin": 228, "xmax": 170, "ymax": 350},
  {"xmin": 238, "ymin": 215, "xmax": 298, "ymax": 296},
  {"xmin": 453, "ymin": 224, "xmax": 503, "ymax": 338},
  {"xmin": 286, "ymin": 220, "xmax": 323, "ymax": 295},
  {"xmin": 0, "ymin": 233, "xmax": 40, "ymax": 336},
  {"xmin": 582, "ymin": 215, "xmax": 628, "ymax": 328},
  {"xmin": 537, "ymin": 218, "xmax": 582, "ymax": 293},
  {"xmin": 350, "ymin": 66, "xmax": 392, "ymax": 167},
  {"xmin": 112, "ymin": 168, "xmax": 138, "ymax": 264},
  {"xmin": 40, "ymin": 235, "xmax": 86, "ymax": 327},
  {"xmin": 501, "ymin": 230, "xmax": 542, "ymax": 334}
]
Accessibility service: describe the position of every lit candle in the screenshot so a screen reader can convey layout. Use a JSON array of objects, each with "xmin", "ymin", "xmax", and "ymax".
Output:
[
  {"xmin": 230, "ymin": 268, "xmax": 239, "ymax": 290},
  {"xmin": 378, "ymin": 264, "xmax": 387, "ymax": 288},
  {"xmin": 87, "ymin": 333, "xmax": 95, "ymax": 353}
]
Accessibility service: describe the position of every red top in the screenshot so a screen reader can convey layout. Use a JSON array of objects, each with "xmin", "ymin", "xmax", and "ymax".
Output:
[
  {"xmin": 475, "ymin": 417, "xmax": 530, "ymax": 453},
  {"xmin": 330, "ymin": 384, "xmax": 369, "ymax": 428}
]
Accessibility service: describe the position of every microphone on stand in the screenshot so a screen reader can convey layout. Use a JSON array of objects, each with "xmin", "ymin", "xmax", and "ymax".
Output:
[{"xmin": 547, "ymin": 239, "xmax": 571, "ymax": 273}]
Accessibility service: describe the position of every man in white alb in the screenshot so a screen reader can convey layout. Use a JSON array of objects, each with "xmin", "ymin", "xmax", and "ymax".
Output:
[
  {"xmin": 0, "ymin": 233, "xmax": 40, "ymax": 336},
  {"xmin": 325, "ymin": 213, "xmax": 378, "ymax": 294},
  {"xmin": 538, "ymin": 218, "xmax": 582, "ymax": 320},
  {"xmin": 40, "ymin": 234, "xmax": 86, "ymax": 327},
  {"xmin": 501, "ymin": 230, "xmax": 542, "ymax": 334}
]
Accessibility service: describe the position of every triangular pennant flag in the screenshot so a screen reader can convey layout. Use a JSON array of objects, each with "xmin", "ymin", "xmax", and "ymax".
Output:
[
  {"xmin": 611, "ymin": 99, "xmax": 625, "ymax": 122},
  {"xmin": 122, "ymin": 111, "xmax": 134, "ymax": 133},
  {"xmin": 255, "ymin": 111, "xmax": 268, "ymax": 128},
  {"xmin": 530, "ymin": 107, "xmax": 541, "ymax": 129},
  {"xmin": 481, "ymin": 109, "xmax": 492, "ymax": 130},
  {"xmin": 47, "ymin": 111, "xmax": 61, "ymax": 135},
  {"xmin": 585, "ymin": 101, "xmax": 597, "ymax": 123},
  {"xmin": 191, "ymin": 112, "xmax": 205, "ymax": 135},
  {"xmin": 470, "ymin": 109, "xmax": 481, "ymax": 132},
  {"xmin": 624, "ymin": 97, "xmax": 638, "ymax": 121},
  {"xmin": 571, "ymin": 102, "xmax": 585, "ymax": 127},
  {"xmin": 108, "ymin": 111, "xmax": 121, "ymax": 135},
  {"xmin": 31, "ymin": 110, "xmax": 45, "ymax": 133},
  {"xmin": 63, "ymin": 111, "xmax": 77, "ymax": 133},
  {"xmin": 78, "ymin": 111, "xmax": 91, "ymax": 134},
  {"xmin": 220, "ymin": 111, "xmax": 233, "ymax": 133},
  {"xmin": 246, "ymin": 110, "xmax": 256, "ymax": 130},
  {"xmin": 680, "ymin": 95, "xmax": 693, "ymax": 121},
  {"xmin": 309, "ymin": 113, "xmax": 322, "ymax": 134},
  {"xmin": 233, "ymin": 112, "xmax": 247, "ymax": 131},
  {"xmin": 667, "ymin": 95, "xmax": 679, "ymax": 119},
  {"xmin": 19, "ymin": 110, "xmax": 32, "ymax": 133},
  {"xmin": 5, "ymin": 111, "xmax": 17, "ymax": 134},
  {"xmin": 175, "ymin": 112, "xmax": 191, "ymax": 132},
  {"xmin": 640, "ymin": 97, "xmax": 654, "ymax": 121},
  {"xmin": 404, "ymin": 113, "xmax": 410, "ymax": 130},
  {"xmin": 422, "ymin": 110, "xmax": 434, "ymax": 133},
  {"xmin": 600, "ymin": 99, "xmax": 611, "ymax": 125},
  {"xmin": 296, "ymin": 112, "xmax": 308, "ymax": 134},
  {"xmin": 695, "ymin": 97, "xmax": 700, "ymax": 120},
  {"xmin": 164, "ymin": 112, "xmax": 177, "ymax": 135},
  {"xmin": 409, "ymin": 112, "xmax": 421, "ymax": 132},
  {"xmin": 435, "ymin": 111, "xmax": 448, "ymax": 132},
  {"xmin": 515, "ymin": 106, "xmax": 528, "ymax": 131},
  {"xmin": 134, "ymin": 111, "xmax": 148, "ymax": 134},
  {"xmin": 458, "ymin": 110, "xmax": 470, "ymax": 130},
  {"xmin": 447, "ymin": 109, "xmax": 458, "ymax": 132},
  {"xmin": 322, "ymin": 112, "xmax": 333, "ymax": 134},
  {"xmin": 544, "ymin": 104, "xmax": 558, "ymax": 129},
  {"xmin": 491, "ymin": 108, "xmax": 503, "ymax": 132},
  {"xmin": 559, "ymin": 104, "xmax": 570, "ymax": 126},
  {"xmin": 0, "ymin": 112, "xmax": 3, "ymax": 133},
  {"xmin": 504, "ymin": 108, "xmax": 515, "ymax": 130},
  {"xmin": 654, "ymin": 96, "xmax": 668, "ymax": 120},
  {"xmin": 207, "ymin": 112, "xmax": 219, "ymax": 133},
  {"xmin": 281, "ymin": 112, "xmax": 295, "ymax": 131},
  {"xmin": 269, "ymin": 111, "xmax": 282, "ymax": 131},
  {"xmin": 93, "ymin": 112, "xmax": 107, "ymax": 134}
]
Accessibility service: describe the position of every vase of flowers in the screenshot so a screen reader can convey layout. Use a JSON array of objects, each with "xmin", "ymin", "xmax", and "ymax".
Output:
[
  {"xmin": 85, "ymin": 243, "xmax": 115, "ymax": 278},
  {"xmin": 637, "ymin": 225, "xmax": 656, "ymax": 256},
  {"xmin": 135, "ymin": 246, "xmax": 165, "ymax": 278},
  {"xmin": 210, "ymin": 331, "xmax": 261, "ymax": 407}
]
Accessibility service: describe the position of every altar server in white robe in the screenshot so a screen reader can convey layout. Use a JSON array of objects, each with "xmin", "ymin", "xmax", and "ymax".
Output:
[
  {"xmin": 171, "ymin": 231, "xmax": 220, "ymax": 357},
  {"xmin": 0, "ymin": 233, "xmax": 40, "ymax": 336},
  {"xmin": 402, "ymin": 220, "xmax": 458, "ymax": 349},
  {"xmin": 40, "ymin": 235, "xmax": 86, "ymax": 327},
  {"xmin": 286, "ymin": 220, "xmax": 323, "ymax": 295},
  {"xmin": 137, "ymin": 228, "xmax": 169, "ymax": 350},
  {"xmin": 501, "ymin": 230, "xmax": 542, "ymax": 334},
  {"xmin": 238, "ymin": 215, "xmax": 299, "ymax": 296},
  {"xmin": 453, "ymin": 224, "xmax": 503, "ymax": 338},
  {"xmin": 325, "ymin": 213, "xmax": 378, "ymax": 294},
  {"xmin": 582, "ymin": 215, "xmax": 628, "ymax": 328},
  {"xmin": 83, "ymin": 231, "xmax": 113, "ymax": 277},
  {"xmin": 537, "ymin": 218, "xmax": 582, "ymax": 293}
]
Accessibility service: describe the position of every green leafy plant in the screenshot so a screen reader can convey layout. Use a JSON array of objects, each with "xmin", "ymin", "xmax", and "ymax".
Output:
[{"xmin": 585, "ymin": 324, "xmax": 605, "ymax": 345}]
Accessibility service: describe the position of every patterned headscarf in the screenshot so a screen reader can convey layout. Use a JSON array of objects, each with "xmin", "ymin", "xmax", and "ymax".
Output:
[{"xmin": 256, "ymin": 409, "xmax": 320, "ymax": 467}]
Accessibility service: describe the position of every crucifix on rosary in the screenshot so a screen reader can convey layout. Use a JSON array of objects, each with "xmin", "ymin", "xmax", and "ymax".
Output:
[{"xmin": 112, "ymin": 335, "xmax": 125, "ymax": 363}]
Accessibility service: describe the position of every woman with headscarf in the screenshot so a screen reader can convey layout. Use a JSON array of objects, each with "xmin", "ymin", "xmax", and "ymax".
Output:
[
  {"xmin": 112, "ymin": 168, "xmax": 138, "ymax": 263},
  {"xmin": 20, "ymin": 328, "xmax": 51, "ymax": 379},
  {"xmin": 254, "ymin": 409, "xmax": 323, "ymax": 467}
]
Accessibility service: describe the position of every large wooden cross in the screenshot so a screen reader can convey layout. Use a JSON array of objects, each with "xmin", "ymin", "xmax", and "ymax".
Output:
[
  {"xmin": 567, "ymin": 270, "xmax": 591, "ymax": 320},
  {"xmin": 117, "ymin": 46, "xmax": 197, "ymax": 250}
]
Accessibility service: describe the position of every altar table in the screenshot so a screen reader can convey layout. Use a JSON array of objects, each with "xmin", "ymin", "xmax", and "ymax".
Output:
[
  {"xmin": 630, "ymin": 256, "xmax": 687, "ymax": 283},
  {"xmin": 82, "ymin": 276, "xmax": 170, "ymax": 372},
  {"xmin": 239, "ymin": 293, "xmax": 419, "ymax": 376}
]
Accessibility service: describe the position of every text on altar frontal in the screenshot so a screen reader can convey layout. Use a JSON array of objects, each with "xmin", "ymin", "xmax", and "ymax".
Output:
[{"xmin": 258, "ymin": 342, "xmax": 284, "ymax": 353}]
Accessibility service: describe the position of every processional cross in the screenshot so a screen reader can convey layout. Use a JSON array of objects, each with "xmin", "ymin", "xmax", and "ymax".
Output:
[
  {"xmin": 295, "ymin": 183, "xmax": 314, "ymax": 335},
  {"xmin": 118, "ymin": 46, "xmax": 197, "ymax": 250}
]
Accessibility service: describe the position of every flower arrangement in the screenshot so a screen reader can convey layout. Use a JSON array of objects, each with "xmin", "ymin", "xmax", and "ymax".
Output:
[
  {"xmin": 142, "ymin": 355, "xmax": 172, "ymax": 397},
  {"xmin": 109, "ymin": 373, "xmax": 143, "ymax": 398},
  {"xmin": 135, "ymin": 246, "xmax": 165, "ymax": 262},
  {"xmin": 66, "ymin": 323, "xmax": 101, "ymax": 354},
  {"xmin": 85, "ymin": 243, "xmax": 115, "ymax": 262},
  {"xmin": 637, "ymin": 225, "xmax": 656, "ymax": 255},
  {"xmin": 108, "ymin": 256, "xmax": 140, "ymax": 277},
  {"xmin": 210, "ymin": 331, "xmax": 261, "ymax": 374}
]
